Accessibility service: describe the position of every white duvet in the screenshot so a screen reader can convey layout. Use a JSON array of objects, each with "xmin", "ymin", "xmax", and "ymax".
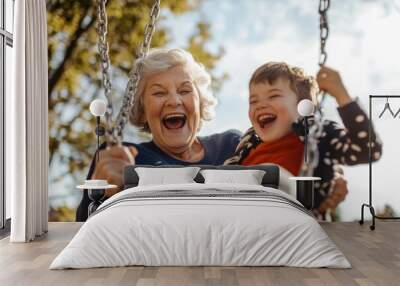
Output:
[{"xmin": 50, "ymin": 183, "xmax": 351, "ymax": 269}]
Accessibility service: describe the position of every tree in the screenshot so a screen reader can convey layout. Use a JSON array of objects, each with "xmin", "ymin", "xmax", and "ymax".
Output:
[{"xmin": 47, "ymin": 0, "xmax": 225, "ymax": 214}]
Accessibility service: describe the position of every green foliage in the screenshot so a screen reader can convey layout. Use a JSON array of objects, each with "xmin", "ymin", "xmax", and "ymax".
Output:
[
  {"xmin": 49, "ymin": 205, "xmax": 76, "ymax": 222},
  {"xmin": 47, "ymin": 0, "xmax": 224, "ymax": 207}
]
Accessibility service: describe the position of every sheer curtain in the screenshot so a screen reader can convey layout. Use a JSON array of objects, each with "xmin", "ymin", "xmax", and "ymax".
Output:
[{"xmin": 8, "ymin": 0, "xmax": 48, "ymax": 242}]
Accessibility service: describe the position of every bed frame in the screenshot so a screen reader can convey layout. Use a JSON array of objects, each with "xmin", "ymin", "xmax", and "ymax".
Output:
[{"xmin": 123, "ymin": 164, "xmax": 280, "ymax": 190}]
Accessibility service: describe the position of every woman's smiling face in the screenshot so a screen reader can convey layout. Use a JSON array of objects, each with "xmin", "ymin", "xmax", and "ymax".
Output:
[
  {"xmin": 249, "ymin": 77, "xmax": 299, "ymax": 143},
  {"xmin": 141, "ymin": 65, "xmax": 201, "ymax": 154}
]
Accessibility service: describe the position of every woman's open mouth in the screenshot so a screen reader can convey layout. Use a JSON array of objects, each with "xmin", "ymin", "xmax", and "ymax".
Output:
[
  {"xmin": 257, "ymin": 113, "xmax": 277, "ymax": 129},
  {"xmin": 162, "ymin": 113, "xmax": 187, "ymax": 130}
]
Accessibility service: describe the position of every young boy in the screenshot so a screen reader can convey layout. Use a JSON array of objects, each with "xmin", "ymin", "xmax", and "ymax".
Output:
[{"xmin": 225, "ymin": 62, "xmax": 382, "ymax": 217}]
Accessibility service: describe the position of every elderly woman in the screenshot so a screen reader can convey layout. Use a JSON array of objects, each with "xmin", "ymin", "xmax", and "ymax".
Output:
[{"xmin": 76, "ymin": 48, "xmax": 242, "ymax": 221}]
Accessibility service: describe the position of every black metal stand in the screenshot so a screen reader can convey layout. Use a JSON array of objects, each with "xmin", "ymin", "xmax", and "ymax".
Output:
[
  {"xmin": 359, "ymin": 95, "xmax": 400, "ymax": 230},
  {"xmin": 88, "ymin": 189, "xmax": 106, "ymax": 216},
  {"xmin": 296, "ymin": 180, "xmax": 314, "ymax": 210},
  {"xmin": 95, "ymin": 116, "xmax": 105, "ymax": 163},
  {"xmin": 304, "ymin": 116, "xmax": 309, "ymax": 163}
]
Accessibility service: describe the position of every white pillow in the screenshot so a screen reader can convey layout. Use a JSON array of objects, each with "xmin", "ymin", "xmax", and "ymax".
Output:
[
  {"xmin": 135, "ymin": 167, "xmax": 201, "ymax": 186},
  {"xmin": 200, "ymin": 169, "xmax": 266, "ymax": 185}
]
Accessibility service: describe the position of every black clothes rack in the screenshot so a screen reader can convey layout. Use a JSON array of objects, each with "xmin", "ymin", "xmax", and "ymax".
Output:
[{"xmin": 360, "ymin": 95, "xmax": 400, "ymax": 230}]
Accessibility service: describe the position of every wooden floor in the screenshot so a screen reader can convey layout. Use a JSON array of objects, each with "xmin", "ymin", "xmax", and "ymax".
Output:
[{"xmin": 0, "ymin": 222, "xmax": 399, "ymax": 286}]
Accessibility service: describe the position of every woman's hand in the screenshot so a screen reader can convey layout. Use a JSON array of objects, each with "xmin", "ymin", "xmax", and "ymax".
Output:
[
  {"xmin": 316, "ymin": 66, "xmax": 352, "ymax": 107},
  {"xmin": 92, "ymin": 145, "xmax": 138, "ymax": 197}
]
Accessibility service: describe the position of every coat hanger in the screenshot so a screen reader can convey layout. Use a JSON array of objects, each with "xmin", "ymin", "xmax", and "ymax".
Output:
[
  {"xmin": 394, "ymin": 106, "xmax": 400, "ymax": 118},
  {"xmin": 378, "ymin": 97, "xmax": 396, "ymax": 118}
]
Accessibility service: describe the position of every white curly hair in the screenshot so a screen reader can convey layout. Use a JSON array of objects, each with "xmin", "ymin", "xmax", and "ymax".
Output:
[{"xmin": 129, "ymin": 48, "xmax": 217, "ymax": 133}]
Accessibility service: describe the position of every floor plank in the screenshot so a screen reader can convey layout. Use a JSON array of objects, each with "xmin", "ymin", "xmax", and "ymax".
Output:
[{"xmin": 0, "ymin": 222, "xmax": 399, "ymax": 286}]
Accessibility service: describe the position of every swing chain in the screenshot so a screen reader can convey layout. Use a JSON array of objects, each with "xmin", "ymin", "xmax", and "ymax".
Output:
[
  {"xmin": 316, "ymin": 0, "xmax": 330, "ymax": 114},
  {"xmin": 95, "ymin": 0, "xmax": 161, "ymax": 145},
  {"xmin": 302, "ymin": 0, "xmax": 330, "ymax": 176},
  {"xmin": 97, "ymin": 0, "xmax": 116, "ymax": 144},
  {"xmin": 140, "ymin": 0, "xmax": 161, "ymax": 57},
  {"xmin": 114, "ymin": 0, "xmax": 161, "ymax": 144},
  {"xmin": 318, "ymin": 0, "xmax": 329, "ymax": 66}
]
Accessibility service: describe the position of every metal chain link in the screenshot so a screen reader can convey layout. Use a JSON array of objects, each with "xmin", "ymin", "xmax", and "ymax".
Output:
[
  {"xmin": 96, "ymin": 0, "xmax": 161, "ymax": 145},
  {"xmin": 301, "ymin": 0, "xmax": 330, "ymax": 176},
  {"xmin": 316, "ymin": 0, "xmax": 330, "ymax": 114},
  {"xmin": 318, "ymin": 0, "xmax": 330, "ymax": 66},
  {"xmin": 96, "ymin": 0, "xmax": 115, "ymax": 144},
  {"xmin": 300, "ymin": 114, "xmax": 324, "ymax": 177},
  {"xmin": 114, "ymin": 0, "xmax": 161, "ymax": 144}
]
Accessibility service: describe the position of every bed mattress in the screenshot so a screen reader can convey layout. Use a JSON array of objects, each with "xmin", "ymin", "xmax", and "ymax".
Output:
[{"xmin": 50, "ymin": 183, "xmax": 351, "ymax": 269}]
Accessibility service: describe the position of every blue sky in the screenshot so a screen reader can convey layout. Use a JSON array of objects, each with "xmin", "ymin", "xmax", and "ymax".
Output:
[{"xmin": 51, "ymin": 0, "xmax": 400, "ymax": 221}]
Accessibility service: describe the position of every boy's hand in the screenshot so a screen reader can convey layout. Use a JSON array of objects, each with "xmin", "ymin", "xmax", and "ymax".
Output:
[
  {"xmin": 318, "ymin": 175, "xmax": 348, "ymax": 214},
  {"xmin": 316, "ymin": 66, "xmax": 352, "ymax": 107}
]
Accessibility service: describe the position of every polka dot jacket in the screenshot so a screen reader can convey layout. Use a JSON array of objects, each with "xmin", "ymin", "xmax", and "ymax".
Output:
[{"xmin": 224, "ymin": 99, "xmax": 383, "ymax": 211}]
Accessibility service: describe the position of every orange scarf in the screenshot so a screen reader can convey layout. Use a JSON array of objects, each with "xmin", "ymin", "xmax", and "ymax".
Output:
[{"xmin": 242, "ymin": 132, "xmax": 304, "ymax": 176}]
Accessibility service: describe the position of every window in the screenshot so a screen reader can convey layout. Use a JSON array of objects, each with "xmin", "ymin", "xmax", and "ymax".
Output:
[{"xmin": 1, "ymin": 0, "xmax": 14, "ymax": 235}]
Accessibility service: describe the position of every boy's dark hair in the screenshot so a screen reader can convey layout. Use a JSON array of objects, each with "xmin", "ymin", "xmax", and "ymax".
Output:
[{"xmin": 249, "ymin": 62, "xmax": 318, "ymax": 103}]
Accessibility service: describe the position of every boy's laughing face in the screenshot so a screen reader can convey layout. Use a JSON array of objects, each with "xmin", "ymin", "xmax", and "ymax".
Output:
[{"xmin": 249, "ymin": 77, "xmax": 299, "ymax": 143}]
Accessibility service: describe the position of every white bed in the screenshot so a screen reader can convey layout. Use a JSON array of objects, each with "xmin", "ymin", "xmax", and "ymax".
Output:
[{"xmin": 50, "ymin": 183, "xmax": 351, "ymax": 269}]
